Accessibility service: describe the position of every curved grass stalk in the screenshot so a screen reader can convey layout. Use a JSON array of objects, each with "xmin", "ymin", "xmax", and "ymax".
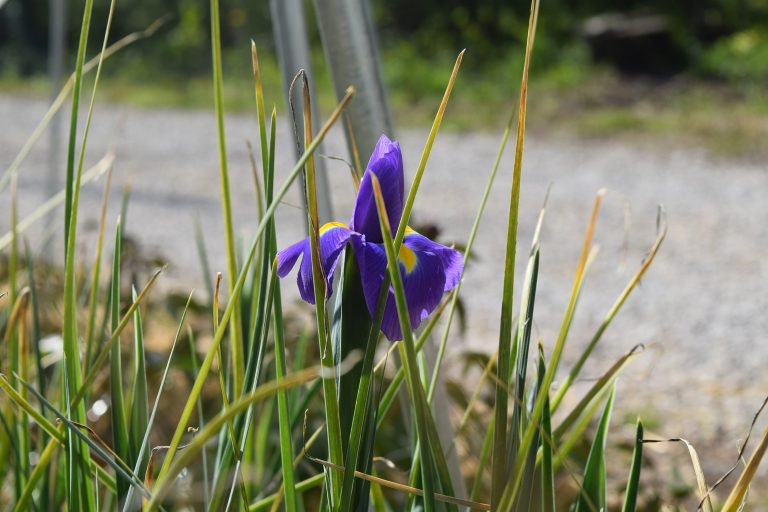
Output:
[
  {"xmin": 306, "ymin": 457, "xmax": 492, "ymax": 511},
  {"xmin": 249, "ymin": 474, "xmax": 325, "ymax": 512},
  {"xmin": 641, "ymin": 438, "xmax": 713, "ymax": 512}
]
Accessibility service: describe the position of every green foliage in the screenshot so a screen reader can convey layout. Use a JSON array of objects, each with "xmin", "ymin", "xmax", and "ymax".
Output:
[{"xmin": 700, "ymin": 27, "xmax": 768, "ymax": 81}]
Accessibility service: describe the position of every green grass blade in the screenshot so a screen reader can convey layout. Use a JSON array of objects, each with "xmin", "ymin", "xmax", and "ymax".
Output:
[
  {"xmin": 541, "ymin": 357, "xmax": 555, "ymax": 512},
  {"xmin": 230, "ymin": 106, "xmax": 279, "ymax": 499},
  {"xmin": 193, "ymin": 217, "xmax": 215, "ymax": 301},
  {"xmin": 62, "ymin": 0, "xmax": 122, "ymax": 505},
  {"xmin": 63, "ymin": 0, "xmax": 90, "ymax": 246},
  {"xmin": 203, "ymin": 93, "xmax": 344, "ymax": 508},
  {"xmin": 300, "ymin": 73, "xmax": 344, "ymax": 506},
  {"xmin": 336, "ymin": 277, "xmax": 382, "ymax": 512},
  {"xmin": 621, "ymin": 419, "xmax": 644, "ymax": 512},
  {"xmin": 210, "ymin": 0, "xmax": 245, "ymax": 400},
  {"xmin": 14, "ymin": 434, "xmax": 59, "ymax": 512},
  {"xmin": 119, "ymin": 184, "xmax": 131, "ymax": 236},
  {"xmin": 61, "ymin": 0, "xmax": 95, "ymax": 504},
  {"xmin": 220, "ymin": 256, "xmax": 280, "ymax": 508},
  {"xmin": 85, "ymin": 163, "xmax": 114, "ymax": 371},
  {"xmin": 490, "ymin": 0, "xmax": 539, "ymax": 502},
  {"xmin": 393, "ymin": 49, "xmax": 464, "ymax": 249},
  {"xmin": 552, "ymin": 384, "xmax": 610, "ymax": 472},
  {"xmin": 128, "ymin": 287, "xmax": 149, "ymax": 476},
  {"xmin": 369, "ymin": 174, "xmax": 436, "ymax": 512},
  {"xmin": 0, "ymin": 374, "xmax": 64, "ymax": 444},
  {"xmin": 109, "ymin": 218, "xmax": 131, "ymax": 503},
  {"xmin": 375, "ymin": 298, "xmax": 450, "ymax": 428},
  {"xmin": 270, "ymin": 261, "xmax": 298, "ymax": 511},
  {"xmin": 213, "ymin": 104, "xmax": 279, "ymax": 507},
  {"xmin": 378, "ymin": 59, "xmax": 467, "ymax": 491},
  {"xmin": 123, "ymin": 292, "xmax": 193, "ymax": 510},
  {"xmin": 574, "ymin": 385, "xmax": 615, "ymax": 512},
  {"xmin": 24, "ymin": 247, "xmax": 49, "ymax": 511},
  {"xmin": 6, "ymin": 195, "xmax": 26, "ymax": 497},
  {"xmin": 470, "ymin": 407, "xmax": 495, "ymax": 501},
  {"xmin": 514, "ymin": 342, "xmax": 545, "ymax": 512},
  {"xmin": 508, "ymin": 246, "xmax": 540, "ymax": 468},
  {"xmin": 501, "ymin": 227, "xmax": 599, "ymax": 506}
]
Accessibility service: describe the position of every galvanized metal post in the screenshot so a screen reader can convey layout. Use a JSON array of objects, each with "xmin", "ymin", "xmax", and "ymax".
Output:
[
  {"xmin": 270, "ymin": 0, "xmax": 334, "ymax": 225},
  {"xmin": 312, "ymin": 0, "xmax": 394, "ymax": 162},
  {"xmin": 46, "ymin": 0, "xmax": 66, "ymax": 242}
]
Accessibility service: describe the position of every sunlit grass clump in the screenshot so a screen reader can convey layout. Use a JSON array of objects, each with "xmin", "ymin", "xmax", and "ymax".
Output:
[{"xmin": 2, "ymin": 0, "xmax": 768, "ymax": 510}]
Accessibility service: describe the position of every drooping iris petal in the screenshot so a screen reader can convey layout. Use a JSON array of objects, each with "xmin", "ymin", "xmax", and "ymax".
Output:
[
  {"xmin": 402, "ymin": 232, "xmax": 464, "ymax": 292},
  {"xmin": 351, "ymin": 231, "xmax": 463, "ymax": 341},
  {"xmin": 276, "ymin": 222, "xmax": 353, "ymax": 304},
  {"xmin": 350, "ymin": 135, "xmax": 404, "ymax": 243}
]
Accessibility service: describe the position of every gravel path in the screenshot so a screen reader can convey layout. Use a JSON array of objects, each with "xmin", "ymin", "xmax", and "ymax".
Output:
[{"xmin": 2, "ymin": 94, "xmax": 767, "ymax": 472}]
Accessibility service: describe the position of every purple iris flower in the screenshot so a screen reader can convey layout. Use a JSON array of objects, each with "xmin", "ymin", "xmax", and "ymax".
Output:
[{"xmin": 276, "ymin": 135, "xmax": 463, "ymax": 341}]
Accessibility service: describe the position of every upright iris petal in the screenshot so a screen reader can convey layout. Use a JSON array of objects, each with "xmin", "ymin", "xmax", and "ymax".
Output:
[
  {"xmin": 350, "ymin": 135, "xmax": 404, "ymax": 243},
  {"xmin": 276, "ymin": 222, "xmax": 353, "ymax": 304},
  {"xmin": 275, "ymin": 134, "xmax": 464, "ymax": 341}
]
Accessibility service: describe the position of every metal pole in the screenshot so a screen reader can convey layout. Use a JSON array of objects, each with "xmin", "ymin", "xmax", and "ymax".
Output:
[
  {"xmin": 270, "ymin": 0, "xmax": 334, "ymax": 225},
  {"xmin": 312, "ymin": 0, "xmax": 393, "ymax": 162},
  {"xmin": 46, "ymin": 0, "xmax": 66, "ymax": 247}
]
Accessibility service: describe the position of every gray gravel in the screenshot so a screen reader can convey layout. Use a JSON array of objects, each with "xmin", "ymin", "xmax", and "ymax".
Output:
[{"xmin": 2, "ymin": 94, "xmax": 768, "ymax": 472}]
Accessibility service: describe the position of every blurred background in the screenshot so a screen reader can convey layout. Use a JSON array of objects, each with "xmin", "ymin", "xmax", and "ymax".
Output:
[
  {"xmin": 1, "ymin": 0, "xmax": 767, "ymax": 153},
  {"xmin": 2, "ymin": 0, "xmax": 768, "ymax": 506}
]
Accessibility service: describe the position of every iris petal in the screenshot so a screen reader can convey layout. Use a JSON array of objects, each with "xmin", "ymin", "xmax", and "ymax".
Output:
[
  {"xmin": 403, "ymin": 232, "xmax": 464, "ymax": 291},
  {"xmin": 350, "ymin": 135, "xmax": 404, "ymax": 242},
  {"xmin": 351, "ymin": 232, "xmax": 463, "ymax": 341},
  {"xmin": 275, "ymin": 224, "xmax": 353, "ymax": 304}
]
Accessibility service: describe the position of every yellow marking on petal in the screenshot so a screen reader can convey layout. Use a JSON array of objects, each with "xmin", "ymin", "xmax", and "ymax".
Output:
[
  {"xmin": 399, "ymin": 243, "xmax": 417, "ymax": 273},
  {"xmin": 319, "ymin": 221, "xmax": 347, "ymax": 235},
  {"xmin": 405, "ymin": 226, "xmax": 417, "ymax": 235}
]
